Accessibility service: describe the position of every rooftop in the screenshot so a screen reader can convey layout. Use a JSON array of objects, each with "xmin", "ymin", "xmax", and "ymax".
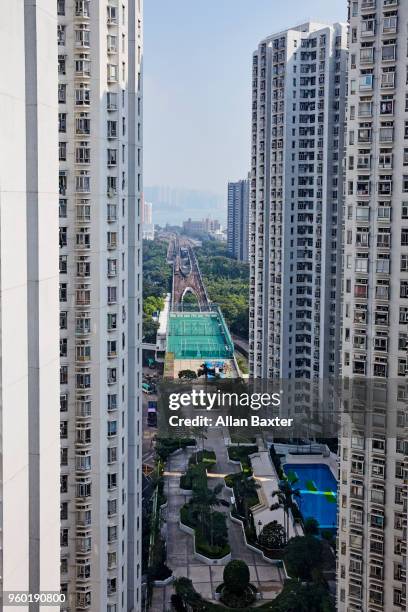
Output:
[{"xmin": 167, "ymin": 310, "xmax": 234, "ymax": 360}]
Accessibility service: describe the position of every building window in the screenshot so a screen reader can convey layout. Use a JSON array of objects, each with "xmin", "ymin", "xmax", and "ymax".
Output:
[{"xmin": 59, "ymin": 141, "xmax": 67, "ymax": 161}]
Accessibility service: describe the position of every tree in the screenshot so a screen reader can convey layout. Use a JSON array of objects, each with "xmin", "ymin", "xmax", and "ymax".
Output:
[
  {"xmin": 234, "ymin": 474, "xmax": 260, "ymax": 523},
  {"xmin": 192, "ymin": 482, "xmax": 224, "ymax": 547},
  {"xmin": 142, "ymin": 317, "xmax": 159, "ymax": 343},
  {"xmin": 271, "ymin": 580, "xmax": 335, "ymax": 612},
  {"xmin": 178, "ymin": 369, "xmax": 197, "ymax": 380},
  {"xmin": 271, "ymin": 478, "xmax": 301, "ymax": 542},
  {"xmin": 258, "ymin": 520, "xmax": 287, "ymax": 550},
  {"xmin": 284, "ymin": 536, "xmax": 324, "ymax": 581},
  {"xmin": 304, "ymin": 517, "xmax": 320, "ymax": 536},
  {"xmin": 223, "ymin": 560, "xmax": 250, "ymax": 595},
  {"xmin": 173, "ymin": 577, "xmax": 205, "ymax": 611}
]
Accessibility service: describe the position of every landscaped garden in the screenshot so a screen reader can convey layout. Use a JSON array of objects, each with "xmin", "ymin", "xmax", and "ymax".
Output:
[
  {"xmin": 155, "ymin": 437, "xmax": 196, "ymax": 462},
  {"xmin": 225, "ymin": 446, "xmax": 260, "ymax": 544},
  {"xmin": 170, "ymin": 535, "xmax": 335, "ymax": 611},
  {"xmin": 227, "ymin": 445, "xmax": 258, "ymax": 476},
  {"xmin": 179, "ymin": 450, "xmax": 231, "ymax": 559}
]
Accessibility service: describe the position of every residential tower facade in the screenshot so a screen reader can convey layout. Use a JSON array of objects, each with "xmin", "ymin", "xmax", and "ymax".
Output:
[
  {"xmin": 57, "ymin": 0, "xmax": 143, "ymax": 609},
  {"xmin": 227, "ymin": 177, "xmax": 249, "ymax": 262},
  {"xmin": 0, "ymin": 0, "xmax": 60, "ymax": 607},
  {"xmin": 338, "ymin": 1, "xmax": 408, "ymax": 609},
  {"xmin": 249, "ymin": 22, "xmax": 348, "ymax": 380}
]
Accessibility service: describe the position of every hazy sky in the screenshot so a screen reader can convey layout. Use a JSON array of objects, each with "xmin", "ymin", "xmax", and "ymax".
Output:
[{"xmin": 143, "ymin": 0, "xmax": 347, "ymax": 198}]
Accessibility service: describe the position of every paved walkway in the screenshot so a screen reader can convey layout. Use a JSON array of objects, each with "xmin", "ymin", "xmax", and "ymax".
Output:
[{"xmin": 150, "ymin": 431, "xmax": 283, "ymax": 611}]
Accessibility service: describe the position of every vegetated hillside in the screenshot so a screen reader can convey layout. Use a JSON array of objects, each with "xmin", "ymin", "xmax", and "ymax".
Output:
[{"xmin": 196, "ymin": 240, "xmax": 249, "ymax": 339}]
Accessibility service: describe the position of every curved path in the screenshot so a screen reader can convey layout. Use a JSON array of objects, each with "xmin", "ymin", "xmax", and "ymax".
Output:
[{"xmin": 150, "ymin": 429, "xmax": 283, "ymax": 610}]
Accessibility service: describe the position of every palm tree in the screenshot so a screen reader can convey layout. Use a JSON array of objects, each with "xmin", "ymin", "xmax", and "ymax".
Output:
[
  {"xmin": 271, "ymin": 479, "xmax": 301, "ymax": 543},
  {"xmin": 234, "ymin": 474, "xmax": 260, "ymax": 523},
  {"xmin": 193, "ymin": 483, "xmax": 223, "ymax": 546}
]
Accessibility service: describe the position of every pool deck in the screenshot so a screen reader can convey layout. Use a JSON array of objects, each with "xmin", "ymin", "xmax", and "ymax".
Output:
[{"xmin": 249, "ymin": 451, "xmax": 302, "ymax": 539}]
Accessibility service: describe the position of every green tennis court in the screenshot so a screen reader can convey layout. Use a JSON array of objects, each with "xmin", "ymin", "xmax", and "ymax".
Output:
[{"xmin": 167, "ymin": 312, "xmax": 234, "ymax": 359}]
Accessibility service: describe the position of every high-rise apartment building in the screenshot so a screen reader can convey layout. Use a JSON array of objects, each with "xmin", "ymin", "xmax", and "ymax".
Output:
[
  {"xmin": 142, "ymin": 200, "xmax": 154, "ymax": 240},
  {"xmin": 1, "ymin": 0, "xmax": 60, "ymax": 607},
  {"xmin": 338, "ymin": 1, "xmax": 408, "ymax": 610},
  {"xmin": 249, "ymin": 22, "xmax": 348, "ymax": 380},
  {"xmin": 227, "ymin": 177, "xmax": 249, "ymax": 262},
  {"xmin": 57, "ymin": 0, "xmax": 143, "ymax": 609}
]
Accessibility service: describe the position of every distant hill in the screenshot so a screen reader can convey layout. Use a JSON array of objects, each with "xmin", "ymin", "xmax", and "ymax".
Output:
[{"xmin": 144, "ymin": 186, "xmax": 226, "ymax": 226}]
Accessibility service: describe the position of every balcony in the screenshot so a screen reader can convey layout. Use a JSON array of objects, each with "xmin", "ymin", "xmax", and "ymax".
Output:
[
  {"xmin": 379, "ymin": 127, "xmax": 393, "ymax": 143},
  {"xmin": 359, "ymin": 75, "xmax": 373, "ymax": 91},
  {"xmin": 383, "ymin": 17, "xmax": 397, "ymax": 34},
  {"xmin": 76, "ymin": 401, "xmax": 92, "ymax": 418},
  {"xmin": 358, "ymin": 130, "xmax": 372, "ymax": 144},
  {"xmin": 107, "ymin": 6, "xmax": 118, "ymax": 25},
  {"xmin": 361, "ymin": 0, "xmax": 376, "ymax": 8},
  {"xmin": 379, "ymin": 99, "xmax": 394, "ymax": 115},
  {"xmin": 381, "ymin": 73, "xmax": 395, "ymax": 89},
  {"xmin": 76, "ymin": 593, "xmax": 92, "ymax": 610},
  {"xmin": 107, "ymin": 63, "xmax": 118, "ymax": 83},
  {"xmin": 361, "ymin": 21, "xmax": 376, "ymax": 37},
  {"xmin": 357, "ymin": 155, "xmax": 371, "ymax": 170},
  {"xmin": 107, "ymin": 93, "xmax": 118, "ymax": 111},
  {"xmin": 75, "ymin": 1, "xmax": 90, "ymax": 18},
  {"xmin": 378, "ymin": 181, "xmax": 392, "ymax": 196},
  {"xmin": 360, "ymin": 48, "xmax": 374, "ymax": 64},
  {"xmin": 76, "ymin": 541, "xmax": 92, "ymax": 559},
  {"xmin": 357, "ymin": 181, "xmax": 371, "ymax": 196},
  {"xmin": 358, "ymin": 103, "xmax": 373, "ymax": 118},
  {"xmin": 382, "ymin": 45, "xmax": 396, "ymax": 62}
]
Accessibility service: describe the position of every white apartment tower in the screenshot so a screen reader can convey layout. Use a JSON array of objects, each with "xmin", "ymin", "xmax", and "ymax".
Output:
[
  {"xmin": 57, "ymin": 0, "xmax": 143, "ymax": 610},
  {"xmin": 338, "ymin": 0, "xmax": 408, "ymax": 610},
  {"xmin": 227, "ymin": 177, "xmax": 249, "ymax": 262},
  {"xmin": 249, "ymin": 23, "xmax": 348, "ymax": 380},
  {"xmin": 0, "ymin": 0, "xmax": 60, "ymax": 609}
]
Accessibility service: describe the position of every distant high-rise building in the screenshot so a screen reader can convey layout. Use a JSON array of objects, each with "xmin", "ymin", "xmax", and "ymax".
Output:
[
  {"xmin": 338, "ymin": 1, "xmax": 408, "ymax": 610},
  {"xmin": 227, "ymin": 177, "xmax": 249, "ymax": 262},
  {"xmin": 143, "ymin": 200, "xmax": 154, "ymax": 240},
  {"xmin": 57, "ymin": 0, "xmax": 143, "ymax": 609},
  {"xmin": 249, "ymin": 22, "xmax": 348, "ymax": 380},
  {"xmin": 0, "ymin": 0, "xmax": 60, "ymax": 603}
]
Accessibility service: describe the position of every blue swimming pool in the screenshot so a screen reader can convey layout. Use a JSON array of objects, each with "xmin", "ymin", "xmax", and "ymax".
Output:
[{"xmin": 283, "ymin": 463, "xmax": 337, "ymax": 531}]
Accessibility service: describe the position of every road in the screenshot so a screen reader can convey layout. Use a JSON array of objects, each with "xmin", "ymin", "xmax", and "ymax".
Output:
[
  {"xmin": 142, "ymin": 367, "xmax": 159, "ymax": 469},
  {"xmin": 170, "ymin": 237, "xmax": 210, "ymax": 311}
]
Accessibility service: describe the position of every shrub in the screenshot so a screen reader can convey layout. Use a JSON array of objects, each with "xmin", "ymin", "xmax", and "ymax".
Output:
[
  {"xmin": 178, "ymin": 369, "xmax": 197, "ymax": 380},
  {"xmin": 227, "ymin": 446, "xmax": 257, "ymax": 475},
  {"xmin": 179, "ymin": 462, "xmax": 207, "ymax": 490},
  {"xmin": 223, "ymin": 560, "xmax": 250, "ymax": 595},
  {"xmin": 195, "ymin": 532, "xmax": 230, "ymax": 559},
  {"xmin": 170, "ymin": 593, "xmax": 186, "ymax": 612},
  {"xmin": 284, "ymin": 535, "xmax": 324, "ymax": 581},
  {"xmin": 188, "ymin": 450, "xmax": 216, "ymax": 467},
  {"xmin": 173, "ymin": 577, "xmax": 205, "ymax": 610},
  {"xmin": 258, "ymin": 520, "xmax": 286, "ymax": 550}
]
